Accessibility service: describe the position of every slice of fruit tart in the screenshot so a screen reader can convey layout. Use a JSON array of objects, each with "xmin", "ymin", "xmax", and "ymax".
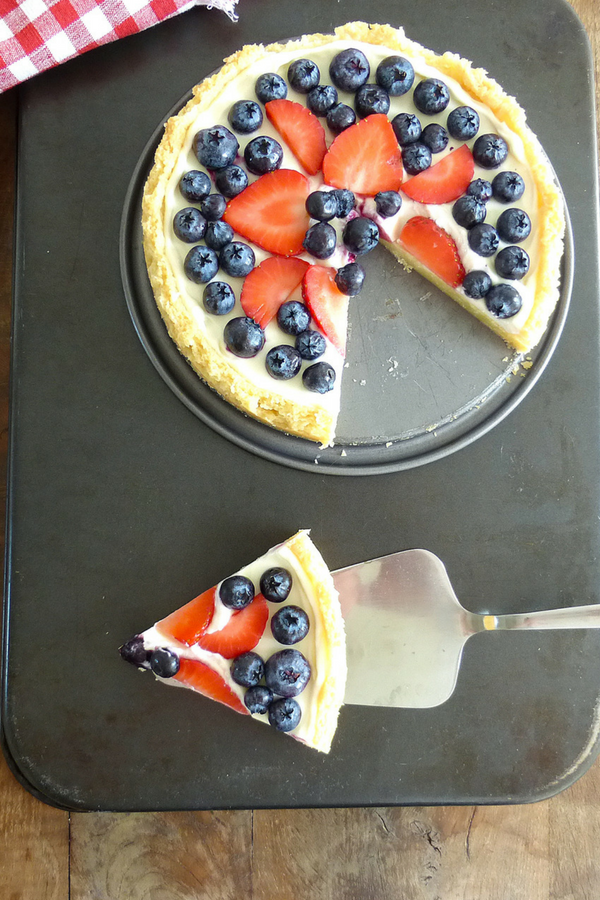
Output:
[
  {"xmin": 141, "ymin": 21, "xmax": 565, "ymax": 446},
  {"xmin": 119, "ymin": 531, "xmax": 347, "ymax": 754}
]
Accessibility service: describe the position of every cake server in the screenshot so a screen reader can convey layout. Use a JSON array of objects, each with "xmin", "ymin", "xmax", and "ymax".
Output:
[{"xmin": 334, "ymin": 548, "xmax": 600, "ymax": 709}]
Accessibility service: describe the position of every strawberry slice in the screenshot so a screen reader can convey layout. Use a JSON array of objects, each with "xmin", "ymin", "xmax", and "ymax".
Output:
[
  {"xmin": 223, "ymin": 169, "xmax": 310, "ymax": 256},
  {"xmin": 302, "ymin": 266, "xmax": 350, "ymax": 356},
  {"xmin": 401, "ymin": 145, "xmax": 474, "ymax": 204},
  {"xmin": 156, "ymin": 587, "xmax": 215, "ymax": 647},
  {"xmin": 174, "ymin": 658, "xmax": 249, "ymax": 715},
  {"xmin": 399, "ymin": 216, "xmax": 466, "ymax": 288},
  {"xmin": 322, "ymin": 114, "xmax": 403, "ymax": 196},
  {"xmin": 240, "ymin": 257, "xmax": 310, "ymax": 328},
  {"xmin": 266, "ymin": 99, "xmax": 327, "ymax": 176},
  {"xmin": 197, "ymin": 593, "xmax": 269, "ymax": 659}
]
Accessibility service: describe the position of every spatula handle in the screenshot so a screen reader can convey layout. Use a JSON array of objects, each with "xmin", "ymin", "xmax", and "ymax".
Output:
[{"xmin": 489, "ymin": 604, "xmax": 600, "ymax": 631}]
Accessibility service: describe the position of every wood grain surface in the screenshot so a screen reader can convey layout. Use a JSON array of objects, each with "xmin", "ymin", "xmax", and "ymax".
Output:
[{"xmin": 1, "ymin": 1, "xmax": 599, "ymax": 897}]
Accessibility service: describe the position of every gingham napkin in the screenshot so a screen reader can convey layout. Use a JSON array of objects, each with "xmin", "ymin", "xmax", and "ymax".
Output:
[{"xmin": 0, "ymin": 0, "xmax": 238, "ymax": 92}]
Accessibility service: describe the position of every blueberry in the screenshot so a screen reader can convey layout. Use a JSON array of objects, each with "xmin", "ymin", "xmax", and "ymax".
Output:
[
  {"xmin": 204, "ymin": 220, "xmax": 234, "ymax": 251},
  {"xmin": 402, "ymin": 143, "xmax": 432, "ymax": 176},
  {"xmin": 268, "ymin": 697, "xmax": 302, "ymax": 731},
  {"xmin": 295, "ymin": 329, "xmax": 326, "ymax": 360},
  {"xmin": 200, "ymin": 193, "xmax": 227, "ymax": 222},
  {"xmin": 343, "ymin": 217, "xmax": 379, "ymax": 255},
  {"xmin": 224, "ymin": 317, "xmax": 265, "ymax": 358},
  {"xmin": 219, "ymin": 241, "xmax": 255, "ymax": 277},
  {"xmin": 244, "ymin": 136, "xmax": 283, "ymax": 175},
  {"xmin": 219, "ymin": 574, "xmax": 255, "ymax": 609},
  {"xmin": 231, "ymin": 651, "xmax": 264, "ymax": 687},
  {"xmin": 255, "ymin": 72, "xmax": 288, "ymax": 104},
  {"xmin": 462, "ymin": 270, "xmax": 492, "ymax": 299},
  {"xmin": 467, "ymin": 223, "xmax": 499, "ymax": 256},
  {"xmin": 303, "ymin": 222, "xmax": 337, "ymax": 259},
  {"xmin": 203, "ymin": 281, "xmax": 236, "ymax": 315},
  {"xmin": 179, "ymin": 170, "xmax": 211, "ymax": 202},
  {"xmin": 391, "ymin": 112, "xmax": 422, "ymax": 146},
  {"xmin": 149, "ymin": 648, "xmax": 180, "ymax": 678},
  {"xmin": 374, "ymin": 190, "xmax": 402, "ymax": 218},
  {"xmin": 260, "ymin": 567, "xmax": 292, "ymax": 603},
  {"xmin": 288, "ymin": 58, "xmax": 319, "ymax": 93},
  {"xmin": 193, "ymin": 126, "xmax": 239, "ymax": 170},
  {"xmin": 173, "ymin": 207, "xmax": 207, "ymax": 243},
  {"xmin": 467, "ymin": 179, "xmax": 493, "ymax": 202},
  {"xmin": 447, "ymin": 106, "xmax": 480, "ymax": 140},
  {"xmin": 184, "ymin": 246, "xmax": 219, "ymax": 283},
  {"xmin": 302, "ymin": 361, "xmax": 336, "ymax": 393},
  {"xmin": 355, "ymin": 84, "xmax": 390, "ymax": 118},
  {"xmin": 452, "ymin": 196, "xmax": 487, "ymax": 229},
  {"xmin": 335, "ymin": 262, "xmax": 365, "ymax": 296},
  {"xmin": 376, "ymin": 55, "xmax": 414, "ymax": 96},
  {"xmin": 492, "ymin": 171, "xmax": 525, "ymax": 203},
  {"xmin": 485, "ymin": 283, "xmax": 523, "ymax": 318},
  {"xmin": 496, "ymin": 208, "xmax": 531, "ymax": 243},
  {"xmin": 228, "ymin": 99, "xmax": 263, "ymax": 134},
  {"xmin": 265, "ymin": 648, "xmax": 311, "ymax": 697},
  {"xmin": 119, "ymin": 635, "xmax": 150, "ymax": 668},
  {"xmin": 244, "ymin": 685, "xmax": 273, "ymax": 715},
  {"xmin": 421, "ymin": 123, "xmax": 448, "ymax": 154},
  {"xmin": 306, "ymin": 190, "xmax": 338, "ymax": 222},
  {"xmin": 277, "ymin": 300, "xmax": 311, "ymax": 335},
  {"xmin": 413, "ymin": 78, "xmax": 450, "ymax": 115},
  {"xmin": 215, "ymin": 165, "xmax": 248, "ymax": 199},
  {"xmin": 495, "ymin": 246, "xmax": 530, "ymax": 280},
  {"xmin": 271, "ymin": 605, "xmax": 310, "ymax": 645},
  {"xmin": 473, "ymin": 133, "xmax": 508, "ymax": 168},
  {"xmin": 333, "ymin": 189, "xmax": 356, "ymax": 218},
  {"xmin": 266, "ymin": 345, "xmax": 303, "ymax": 380},
  {"xmin": 307, "ymin": 84, "xmax": 338, "ymax": 116},
  {"xmin": 329, "ymin": 48, "xmax": 370, "ymax": 92},
  {"xmin": 326, "ymin": 103, "xmax": 357, "ymax": 135}
]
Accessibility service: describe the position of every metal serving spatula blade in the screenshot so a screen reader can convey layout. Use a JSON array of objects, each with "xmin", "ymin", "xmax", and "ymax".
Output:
[{"xmin": 333, "ymin": 549, "xmax": 600, "ymax": 709}]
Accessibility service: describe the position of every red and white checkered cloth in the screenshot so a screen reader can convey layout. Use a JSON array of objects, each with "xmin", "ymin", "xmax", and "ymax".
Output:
[{"xmin": 0, "ymin": 0, "xmax": 238, "ymax": 92}]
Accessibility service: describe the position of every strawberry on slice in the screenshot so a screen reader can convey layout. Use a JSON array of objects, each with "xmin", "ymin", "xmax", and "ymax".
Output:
[
  {"xmin": 401, "ymin": 144, "xmax": 474, "ymax": 204},
  {"xmin": 399, "ymin": 216, "xmax": 466, "ymax": 288},
  {"xmin": 223, "ymin": 169, "xmax": 310, "ymax": 256},
  {"xmin": 266, "ymin": 99, "xmax": 327, "ymax": 176},
  {"xmin": 174, "ymin": 658, "xmax": 249, "ymax": 715},
  {"xmin": 197, "ymin": 593, "xmax": 269, "ymax": 659},
  {"xmin": 302, "ymin": 266, "xmax": 350, "ymax": 356},
  {"xmin": 322, "ymin": 114, "xmax": 403, "ymax": 196},
  {"xmin": 240, "ymin": 257, "xmax": 310, "ymax": 328},
  {"xmin": 156, "ymin": 587, "xmax": 215, "ymax": 647}
]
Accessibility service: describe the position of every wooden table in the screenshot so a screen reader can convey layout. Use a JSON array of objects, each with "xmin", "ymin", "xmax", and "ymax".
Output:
[{"xmin": 1, "ymin": 2, "xmax": 599, "ymax": 895}]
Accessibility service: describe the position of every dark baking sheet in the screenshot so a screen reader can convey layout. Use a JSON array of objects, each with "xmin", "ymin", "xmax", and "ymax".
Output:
[{"xmin": 3, "ymin": 0, "xmax": 600, "ymax": 810}]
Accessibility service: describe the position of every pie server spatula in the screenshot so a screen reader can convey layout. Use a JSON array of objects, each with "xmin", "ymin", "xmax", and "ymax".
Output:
[{"xmin": 334, "ymin": 548, "xmax": 600, "ymax": 709}]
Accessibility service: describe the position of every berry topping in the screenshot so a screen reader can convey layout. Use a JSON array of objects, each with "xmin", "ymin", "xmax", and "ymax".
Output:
[
  {"xmin": 467, "ymin": 178, "xmax": 493, "ymax": 202},
  {"xmin": 303, "ymin": 222, "xmax": 337, "ymax": 259},
  {"xmin": 219, "ymin": 574, "xmax": 255, "ymax": 610},
  {"xmin": 184, "ymin": 246, "xmax": 219, "ymax": 284},
  {"xmin": 496, "ymin": 208, "xmax": 531, "ymax": 243},
  {"xmin": 219, "ymin": 241, "xmax": 255, "ymax": 278},
  {"xmin": 149, "ymin": 648, "xmax": 180, "ymax": 678},
  {"xmin": 240, "ymin": 256, "xmax": 310, "ymax": 328},
  {"xmin": 355, "ymin": 84, "xmax": 390, "ymax": 118},
  {"xmin": 295, "ymin": 329, "xmax": 326, "ymax": 360},
  {"xmin": 174, "ymin": 658, "xmax": 249, "ymax": 715},
  {"xmin": 391, "ymin": 111, "xmax": 422, "ymax": 146},
  {"xmin": 199, "ymin": 594, "xmax": 269, "ymax": 658},
  {"xmin": 223, "ymin": 169, "xmax": 311, "ymax": 256},
  {"xmin": 473, "ymin": 133, "xmax": 508, "ymax": 168},
  {"xmin": 255, "ymin": 72, "xmax": 288, "ymax": 104},
  {"xmin": 266, "ymin": 345, "xmax": 303, "ymax": 380},
  {"xmin": 277, "ymin": 300, "xmax": 311, "ymax": 335},
  {"xmin": 399, "ymin": 216, "xmax": 466, "ymax": 288},
  {"xmin": 401, "ymin": 144, "xmax": 474, "ymax": 204},
  {"xmin": 231, "ymin": 651, "xmax": 265, "ymax": 687},
  {"xmin": 260, "ymin": 567, "xmax": 292, "ymax": 603},
  {"xmin": 119, "ymin": 635, "xmax": 150, "ymax": 668},
  {"xmin": 413, "ymin": 78, "xmax": 450, "ymax": 115},
  {"xmin": 307, "ymin": 84, "xmax": 338, "ymax": 117},
  {"xmin": 288, "ymin": 58, "xmax": 320, "ymax": 93},
  {"xmin": 306, "ymin": 190, "xmax": 338, "ymax": 222},
  {"xmin": 244, "ymin": 135, "xmax": 284, "ymax": 175},
  {"xmin": 223, "ymin": 317, "xmax": 265, "ymax": 358},
  {"xmin": 329, "ymin": 48, "xmax": 370, "ymax": 92},
  {"xmin": 266, "ymin": 99, "xmax": 327, "ymax": 176},
  {"xmin": 402, "ymin": 142, "xmax": 432, "ymax": 176},
  {"xmin": 193, "ymin": 126, "xmax": 239, "ymax": 170},
  {"xmin": 302, "ymin": 265, "xmax": 349, "ymax": 355},
  {"xmin": 269, "ymin": 697, "xmax": 302, "ymax": 731},
  {"xmin": 173, "ymin": 208, "xmax": 207, "ymax": 243},
  {"xmin": 375, "ymin": 190, "xmax": 402, "ymax": 218},
  {"xmin": 467, "ymin": 223, "xmax": 499, "ymax": 257},
  {"xmin": 495, "ymin": 246, "xmax": 530, "ymax": 280},
  {"xmin": 302, "ymin": 361, "xmax": 336, "ymax": 393},
  {"xmin": 335, "ymin": 262, "xmax": 365, "ymax": 296},
  {"xmin": 205, "ymin": 220, "xmax": 234, "ymax": 251},
  {"xmin": 485, "ymin": 283, "xmax": 523, "ymax": 318},
  {"xmin": 342, "ymin": 217, "xmax": 379, "ymax": 255},
  {"xmin": 447, "ymin": 106, "xmax": 480, "ymax": 140},
  {"xmin": 492, "ymin": 171, "xmax": 525, "ymax": 203},
  {"xmin": 271, "ymin": 605, "xmax": 310, "ymax": 644},
  {"xmin": 265, "ymin": 648, "xmax": 311, "ymax": 697},
  {"xmin": 215, "ymin": 165, "xmax": 248, "ymax": 199},
  {"xmin": 323, "ymin": 114, "xmax": 403, "ymax": 196},
  {"xmin": 156, "ymin": 587, "xmax": 215, "ymax": 646},
  {"xmin": 203, "ymin": 281, "xmax": 236, "ymax": 315},
  {"xmin": 462, "ymin": 270, "xmax": 492, "ymax": 299},
  {"xmin": 326, "ymin": 103, "xmax": 357, "ymax": 135},
  {"xmin": 376, "ymin": 55, "xmax": 414, "ymax": 95},
  {"xmin": 333, "ymin": 189, "xmax": 356, "ymax": 218},
  {"xmin": 452, "ymin": 196, "xmax": 487, "ymax": 229},
  {"xmin": 245, "ymin": 685, "xmax": 273, "ymax": 715},
  {"xmin": 228, "ymin": 99, "xmax": 263, "ymax": 134},
  {"xmin": 200, "ymin": 193, "xmax": 227, "ymax": 222},
  {"xmin": 179, "ymin": 170, "xmax": 211, "ymax": 202},
  {"xmin": 421, "ymin": 123, "xmax": 449, "ymax": 154}
]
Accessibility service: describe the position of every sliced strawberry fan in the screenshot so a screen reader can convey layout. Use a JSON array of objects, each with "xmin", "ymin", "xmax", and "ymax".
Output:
[
  {"xmin": 399, "ymin": 216, "xmax": 466, "ymax": 288},
  {"xmin": 322, "ymin": 114, "xmax": 404, "ymax": 196},
  {"xmin": 266, "ymin": 99, "xmax": 327, "ymax": 176},
  {"xmin": 240, "ymin": 257, "xmax": 310, "ymax": 328},
  {"xmin": 302, "ymin": 266, "xmax": 350, "ymax": 356}
]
